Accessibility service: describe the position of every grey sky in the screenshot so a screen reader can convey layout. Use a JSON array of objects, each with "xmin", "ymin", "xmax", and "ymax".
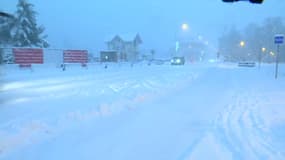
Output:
[{"xmin": 1, "ymin": 0, "xmax": 284, "ymax": 56}]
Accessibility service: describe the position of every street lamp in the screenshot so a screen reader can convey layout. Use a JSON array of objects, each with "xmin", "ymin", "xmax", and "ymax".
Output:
[
  {"xmin": 240, "ymin": 41, "xmax": 245, "ymax": 47},
  {"xmin": 174, "ymin": 23, "xmax": 189, "ymax": 55},
  {"xmin": 262, "ymin": 47, "xmax": 266, "ymax": 52},
  {"xmin": 181, "ymin": 23, "xmax": 189, "ymax": 31},
  {"xmin": 258, "ymin": 47, "xmax": 267, "ymax": 69}
]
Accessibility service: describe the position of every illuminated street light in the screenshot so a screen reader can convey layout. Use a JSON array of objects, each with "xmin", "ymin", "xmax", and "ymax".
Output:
[
  {"xmin": 181, "ymin": 23, "xmax": 189, "ymax": 31},
  {"xmin": 240, "ymin": 41, "xmax": 245, "ymax": 47},
  {"xmin": 259, "ymin": 47, "xmax": 267, "ymax": 69},
  {"xmin": 262, "ymin": 47, "xmax": 266, "ymax": 52}
]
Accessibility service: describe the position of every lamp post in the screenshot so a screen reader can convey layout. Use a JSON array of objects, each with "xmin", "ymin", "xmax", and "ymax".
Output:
[
  {"xmin": 181, "ymin": 23, "xmax": 189, "ymax": 31},
  {"xmin": 258, "ymin": 47, "xmax": 266, "ymax": 69},
  {"xmin": 239, "ymin": 41, "xmax": 246, "ymax": 61},
  {"xmin": 262, "ymin": 47, "xmax": 266, "ymax": 52},
  {"xmin": 174, "ymin": 23, "xmax": 189, "ymax": 56},
  {"xmin": 240, "ymin": 41, "xmax": 245, "ymax": 48}
]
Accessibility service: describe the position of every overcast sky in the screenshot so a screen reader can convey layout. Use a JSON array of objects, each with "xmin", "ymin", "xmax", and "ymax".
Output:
[{"xmin": 1, "ymin": 0, "xmax": 284, "ymax": 56}]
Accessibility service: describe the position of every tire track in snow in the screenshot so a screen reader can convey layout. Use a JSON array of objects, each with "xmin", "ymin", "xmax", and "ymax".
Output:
[
  {"xmin": 213, "ymin": 91, "xmax": 284, "ymax": 160},
  {"xmin": 0, "ymin": 66, "xmax": 198, "ymax": 158},
  {"xmin": 1, "ymin": 67, "xmax": 188, "ymax": 105}
]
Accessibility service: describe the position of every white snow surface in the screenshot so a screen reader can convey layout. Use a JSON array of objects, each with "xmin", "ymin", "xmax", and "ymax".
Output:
[{"xmin": 0, "ymin": 63, "xmax": 285, "ymax": 160}]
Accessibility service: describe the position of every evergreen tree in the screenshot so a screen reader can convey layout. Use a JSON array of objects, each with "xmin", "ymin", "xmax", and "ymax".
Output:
[
  {"xmin": 0, "ymin": 48, "xmax": 3, "ymax": 64},
  {"xmin": 219, "ymin": 17, "xmax": 285, "ymax": 62},
  {"xmin": 219, "ymin": 26, "xmax": 243, "ymax": 61},
  {"xmin": 0, "ymin": 16, "xmax": 15, "ymax": 46},
  {"xmin": 0, "ymin": 15, "xmax": 16, "ymax": 64},
  {"xmin": 13, "ymin": 0, "xmax": 49, "ymax": 48}
]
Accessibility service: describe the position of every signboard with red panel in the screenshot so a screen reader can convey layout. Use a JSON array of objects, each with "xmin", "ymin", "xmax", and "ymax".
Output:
[
  {"xmin": 13, "ymin": 48, "xmax": 44, "ymax": 64},
  {"xmin": 63, "ymin": 50, "xmax": 88, "ymax": 63}
]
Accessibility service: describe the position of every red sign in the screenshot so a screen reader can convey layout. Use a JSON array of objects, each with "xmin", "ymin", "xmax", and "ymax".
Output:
[
  {"xmin": 63, "ymin": 50, "xmax": 88, "ymax": 63},
  {"xmin": 13, "ymin": 48, "xmax": 43, "ymax": 64}
]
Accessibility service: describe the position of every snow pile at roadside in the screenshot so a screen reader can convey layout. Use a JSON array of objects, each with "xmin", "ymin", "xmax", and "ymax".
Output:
[{"xmin": 0, "ymin": 64, "xmax": 201, "ymax": 158}]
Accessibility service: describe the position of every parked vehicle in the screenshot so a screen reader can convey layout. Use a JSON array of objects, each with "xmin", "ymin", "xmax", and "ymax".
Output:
[{"xmin": 171, "ymin": 57, "xmax": 185, "ymax": 65}]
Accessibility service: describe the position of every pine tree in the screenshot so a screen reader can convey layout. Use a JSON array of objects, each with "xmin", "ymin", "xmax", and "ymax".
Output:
[
  {"xmin": 13, "ymin": 0, "xmax": 49, "ymax": 48},
  {"xmin": 0, "ymin": 16, "xmax": 15, "ymax": 46},
  {"xmin": 0, "ymin": 16, "xmax": 16, "ymax": 64}
]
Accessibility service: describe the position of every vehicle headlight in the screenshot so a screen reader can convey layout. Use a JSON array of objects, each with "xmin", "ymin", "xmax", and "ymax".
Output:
[{"xmin": 176, "ymin": 59, "xmax": 181, "ymax": 63}]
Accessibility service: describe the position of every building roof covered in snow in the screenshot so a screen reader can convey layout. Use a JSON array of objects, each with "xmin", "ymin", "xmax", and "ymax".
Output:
[{"xmin": 105, "ymin": 33, "xmax": 142, "ymax": 44}]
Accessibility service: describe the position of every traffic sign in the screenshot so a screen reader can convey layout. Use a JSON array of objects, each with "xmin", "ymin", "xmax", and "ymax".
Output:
[
  {"xmin": 274, "ymin": 34, "xmax": 284, "ymax": 79},
  {"xmin": 275, "ymin": 34, "xmax": 284, "ymax": 44}
]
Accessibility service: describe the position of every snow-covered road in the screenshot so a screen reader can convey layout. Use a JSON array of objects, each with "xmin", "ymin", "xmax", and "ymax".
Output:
[{"xmin": 0, "ymin": 63, "xmax": 285, "ymax": 160}]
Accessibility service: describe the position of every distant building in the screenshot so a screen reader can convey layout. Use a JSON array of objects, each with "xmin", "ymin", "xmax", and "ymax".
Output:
[
  {"xmin": 100, "ymin": 51, "xmax": 118, "ymax": 62},
  {"xmin": 105, "ymin": 33, "xmax": 142, "ymax": 62}
]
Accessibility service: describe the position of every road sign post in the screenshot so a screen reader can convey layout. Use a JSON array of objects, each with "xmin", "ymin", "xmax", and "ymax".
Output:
[
  {"xmin": 274, "ymin": 34, "xmax": 284, "ymax": 79},
  {"xmin": 275, "ymin": 44, "xmax": 280, "ymax": 79}
]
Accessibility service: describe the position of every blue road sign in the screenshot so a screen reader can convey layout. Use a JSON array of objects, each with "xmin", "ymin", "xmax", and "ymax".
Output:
[
  {"xmin": 275, "ymin": 35, "xmax": 284, "ymax": 44},
  {"xmin": 274, "ymin": 34, "xmax": 284, "ymax": 79}
]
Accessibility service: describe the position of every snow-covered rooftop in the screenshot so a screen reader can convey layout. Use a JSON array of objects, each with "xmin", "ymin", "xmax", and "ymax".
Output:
[{"xmin": 105, "ymin": 33, "xmax": 140, "ymax": 42}]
